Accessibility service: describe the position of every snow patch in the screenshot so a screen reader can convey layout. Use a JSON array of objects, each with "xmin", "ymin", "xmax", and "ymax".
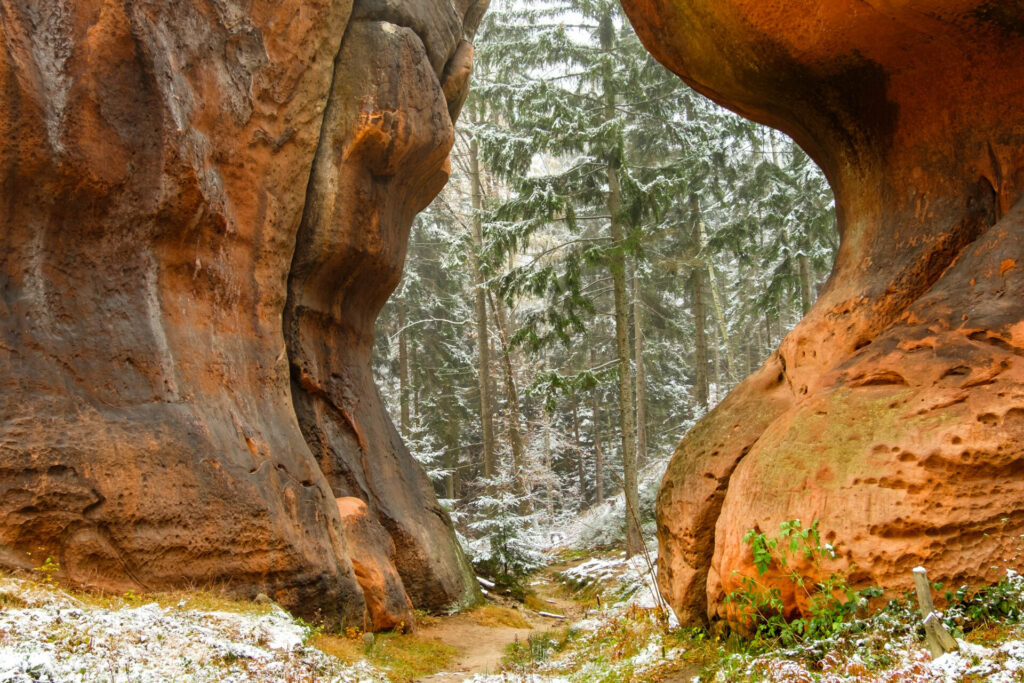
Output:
[{"xmin": 0, "ymin": 578, "xmax": 385, "ymax": 682}]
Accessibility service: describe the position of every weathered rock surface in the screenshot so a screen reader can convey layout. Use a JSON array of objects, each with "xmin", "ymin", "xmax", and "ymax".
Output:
[
  {"xmin": 620, "ymin": 0, "xmax": 1024, "ymax": 624},
  {"xmin": 335, "ymin": 497, "xmax": 414, "ymax": 632},
  {"xmin": 0, "ymin": 0, "xmax": 483, "ymax": 628}
]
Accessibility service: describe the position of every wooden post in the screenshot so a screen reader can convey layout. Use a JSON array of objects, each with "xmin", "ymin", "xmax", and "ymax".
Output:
[{"xmin": 912, "ymin": 567, "xmax": 959, "ymax": 658}]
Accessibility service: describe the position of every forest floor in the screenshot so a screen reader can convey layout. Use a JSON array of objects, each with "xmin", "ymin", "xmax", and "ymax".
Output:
[
  {"xmin": 424, "ymin": 551, "xmax": 1024, "ymax": 682},
  {"xmin": 4, "ymin": 555, "xmax": 1024, "ymax": 681}
]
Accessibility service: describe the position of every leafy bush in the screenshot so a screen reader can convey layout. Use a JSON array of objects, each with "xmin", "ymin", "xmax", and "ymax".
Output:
[
  {"xmin": 943, "ymin": 569, "xmax": 1024, "ymax": 633},
  {"xmin": 724, "ymin": 519, "xmax": 882, "ymax": 646}
]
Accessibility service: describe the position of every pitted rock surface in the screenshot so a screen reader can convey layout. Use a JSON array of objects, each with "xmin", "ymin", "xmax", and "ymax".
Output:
[
  {"xmin": 0, "ymin": 0, "xmax": 483, "ymax": 629},
  {"xmin": 620, "ymin": 0, "xmax": 1024, "ymax": 625}
]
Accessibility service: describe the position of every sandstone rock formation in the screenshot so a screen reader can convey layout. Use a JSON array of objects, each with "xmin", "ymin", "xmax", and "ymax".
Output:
[
  {"xmin": 620, "ymin": 0, "xmax": 1024, "ymax": 624},
  {"xmin": 335, "ymin": 497, "xmax": 414, "ymax": 632},
  {"xmin": 0, "ymin": 0, "xmax": 484, "ymax": 629}
]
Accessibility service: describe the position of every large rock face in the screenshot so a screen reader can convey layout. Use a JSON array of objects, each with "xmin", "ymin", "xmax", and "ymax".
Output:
[
  {"xmin": 620, "ymin": 0, "xmax": 1024, "ymax": 623},
  {"xmin": 0, "ymin": 0, "xmax": 483, "ymax": 628}
]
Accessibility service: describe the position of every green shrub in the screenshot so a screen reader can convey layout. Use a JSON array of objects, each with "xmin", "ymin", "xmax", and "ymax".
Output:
[
  {"xmin": 944, "ymin": 569, "xmax": 1024, "ymax": 633},
  {"xmin": 723, "ymin": 519, "xmax": 881, "ymax": 646}
]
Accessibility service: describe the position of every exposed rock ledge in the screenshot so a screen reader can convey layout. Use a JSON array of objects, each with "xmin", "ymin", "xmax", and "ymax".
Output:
[
  {"xmin": 0, "ymin": 0, "xmax": 485, "ymax": 629},
  {"xmin": 621, "ymin": 0, "xmax": 1024, "ymax": 624}
]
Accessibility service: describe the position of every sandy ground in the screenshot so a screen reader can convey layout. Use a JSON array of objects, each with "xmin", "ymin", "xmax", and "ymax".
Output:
[{"xmin": 417, "ymin": 612, "xmax": 535, "ymax": 679}]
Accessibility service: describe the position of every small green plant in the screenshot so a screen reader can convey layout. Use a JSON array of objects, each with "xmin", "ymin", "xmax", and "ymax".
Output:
[
  {"xmin": 724, "ymin": 519, "xmax": 881, "ymax": 647},
  {"xmin": 33, "ymin": 555, "xmax": 59, "ymax": 585},
  {"xmin": 294, "ymin": 615, "xmax": 324, "ymax": 644},
  {"xmin": 507, "ymin": 632, "xmax": 558, "ymax": 665}
]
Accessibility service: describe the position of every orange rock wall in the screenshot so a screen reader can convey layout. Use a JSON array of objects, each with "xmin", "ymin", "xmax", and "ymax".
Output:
[
  {"xmin": 620, "ymin": 0, "xmax": 1024, "ymax": 624},
  {"xmin": 0, "ymin": 0, "xmax": 484, "ymax": 628}
]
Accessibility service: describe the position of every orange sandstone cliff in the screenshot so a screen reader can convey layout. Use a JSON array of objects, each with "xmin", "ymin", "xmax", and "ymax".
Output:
[
  {"xmin": 0, "ymin": 0, "xmax": 485, "ymax": 629},
  {"xmin": 620, "ymin": 0, "xmax": 1024, "ymax": 624}
]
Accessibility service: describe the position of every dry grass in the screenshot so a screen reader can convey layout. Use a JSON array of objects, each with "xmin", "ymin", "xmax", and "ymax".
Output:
[
  {"xmin": 524, "ymin": 593, "xmax": 564, "ymax": 616},
  {"xmin": 964, "ymin": 620, "xmax": 1024, "ymax": 648},
  {"xmin": 472, "ymin": 605, "xmax": 532, "ymax": 629},
  {"xmin": 312, "ymin": 631, "xmax": 457, "ymax": 682},
  {"xmin": 64, "ymin": 586, "xmax": 277, "ymax": 616}
]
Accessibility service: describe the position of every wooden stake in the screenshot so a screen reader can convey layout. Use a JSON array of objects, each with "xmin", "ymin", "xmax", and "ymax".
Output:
[{"xmin": 912, "ymin": 567, "xmax": 959, "ymax": 658}]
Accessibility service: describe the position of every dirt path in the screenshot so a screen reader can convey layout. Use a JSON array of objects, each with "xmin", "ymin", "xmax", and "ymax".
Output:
[
  {"xmin": 416, "ymin": 612, "xmax": 535, "ymax": 680},
  {"xmin": 418, "ymin": 568, "xmax": 582, "ymax": 680}
]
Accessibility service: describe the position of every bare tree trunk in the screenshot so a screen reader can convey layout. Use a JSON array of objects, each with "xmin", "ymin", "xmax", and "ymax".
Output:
[
  {"xmin": 469, "ymin": 135, "xmax": 496, "ymax": 479},
  {"xmin": 745, "ymin": 326, "xmax": 754, "ymax": 377},
  {"xmin": 490, "ymin": 292, "xmax": 529, "ymax": 511},
  {"xmin": 712, "ymin": 328, "xmax": 722, "ymax": 403},
  {"xmin": 798, "ymin": 252, "xmax": 813, "ymax": 315},
  {"xmin": 700, "ymin": 219, "xmax": 734, "ymax": 382},
  {"xmin": 607, "ymin": 163, "xmax": 640, "ymax": 555},
  {"xmin": 691, "ymin": 264, "xmax": 709, "ymax": 411},
  {"xmin": 543, "ymin": 411, "xmax": 554, "ymax": 517},
  {"xmin": 398, "ymin": 302, "xmax": 410, "ymax": 437},
  {"xmin": 593, "ymin": 389, "xmax": 604, "ymax": 506},
  {"xmin": 591, "ymin": 347, "xmax": 604, "ymax": 506},
  {"xmin": 444, "ymin": 439, "xmax": 456, "ymax": 499},
  {"xmin": 411, "ymin": 334, "xmax": 421, "ymax": 423},
  {"xmin": 571, "ymin": 392, "xmax": 585, "ymax": 506},
  {"xmin": 632, "ymin": 260, "xmax": 648, "ymax": 470}
]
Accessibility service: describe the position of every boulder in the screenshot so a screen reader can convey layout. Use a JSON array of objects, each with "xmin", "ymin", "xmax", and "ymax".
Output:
[
  {"xmin": 0, "ymin": 0, "xmax": 482, "ymax": 628},
  {"xmin": 620, "ymin": 0, "xmax": 1024, "ymax": 624}
]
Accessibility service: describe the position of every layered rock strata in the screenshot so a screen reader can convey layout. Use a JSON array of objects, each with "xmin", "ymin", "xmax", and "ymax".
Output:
[
  {"xmin": 620, "ymin": 0, "xmax": 1024, "ymax": 624},
  {"xmin": 0, "ymin": 0, "xmax": 483, "ymax": 628}
]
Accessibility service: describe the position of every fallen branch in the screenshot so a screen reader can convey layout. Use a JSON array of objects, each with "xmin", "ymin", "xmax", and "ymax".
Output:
[{"xmin": 537, "ymin": 611, "xmax": 567, "ymax": 620}]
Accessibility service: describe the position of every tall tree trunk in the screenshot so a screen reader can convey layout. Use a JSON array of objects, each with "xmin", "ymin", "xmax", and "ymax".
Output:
[
  {"xmin": 398, "ymin": 302, "xmax": 410, "ymax": 437},
  {"xmin": 631, "ymin": 260, "xmax": 648, "ymax": 471},
  {"xmin": 699, "ymin": 219, "xmax": 734, "ymax": 382},
  {"xmin": 411, "ymin": 334, "xmax": 421, "ymax": 423},
  {"xmin": 469, "ymin": 135, "xmax": 496, "ymax": 480},
  {"xmin": 490, "ymin": 292, "xmax": 529, "ymax": 511},
  {"xmin": 691, "ymin": 266, "xmax": 709, "ymax": 411},
  {"xmin": 444, "ymin": 436, "xmax": 457, "ymax": 499},
  {"xmin": 602, "ymin": 12, "xmax": 640, "ymax": 556},
  {"xmin": 592, "ymin": 385, "xmax": 604, "ymax": 506},
  {"xmin": 744, "ymin": 326, "xmax": 754, "ymax": 378},
  {"xmin": 571, "ymin": 392, "xmax": 585, "ymax": 507},
  {"xmin": 591, "ymin": 347, "xmax": 604, "ymax": 506},
  {"xmin": 607, "ymin": 149, "xmax": 641, "ymax": 556},
  {"xmin": 543, "ymin": 411, "xmax": 554, "ymax": 517},
  {"xmin": 798, "ymin": 252, "xmax": 813, "ymax": 315}
]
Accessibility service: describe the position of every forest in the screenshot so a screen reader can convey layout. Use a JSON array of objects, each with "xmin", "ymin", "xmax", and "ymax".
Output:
[{"xmin": 372, "ymin": 0, "xmax": 836, "ymax": 575}]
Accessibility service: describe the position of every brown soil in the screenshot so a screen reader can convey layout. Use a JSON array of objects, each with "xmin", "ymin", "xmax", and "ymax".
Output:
[
  {"xmin": 418, "ymin": 568, "xmax": 584, "ymax": 680},
  {"xmin": 416, "ymin": 612, "xmax": 535, "ymax": 680}
]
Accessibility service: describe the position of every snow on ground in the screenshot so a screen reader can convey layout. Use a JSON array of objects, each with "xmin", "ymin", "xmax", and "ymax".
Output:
[
  {"xmin": 0, "ymin": 577, "xmax": 385, "ymax": 683},
  {"xmin": 559, "ymin": 459, "xmax": 669, "ymax": 552},
  {"xmin": 469, "ymin": 554, "xmax": 1024, "ymax": 681},
  {"xmin": 4, "ymin": 560, "xmax": 1024, "ymax": 682},
  {"xmin": 557, "ymin": 548, "xmax": 674, "ymax": 619},
  {"xmin": 733, "ymin": 635, "xmax": 1024, "ymax": 683}
]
